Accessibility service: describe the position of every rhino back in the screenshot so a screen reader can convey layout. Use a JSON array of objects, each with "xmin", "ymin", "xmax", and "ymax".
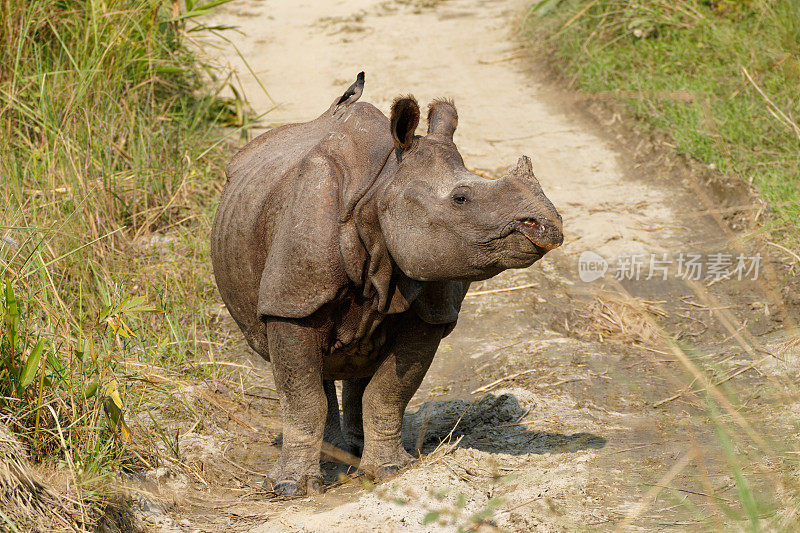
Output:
[{"xmin": 211, "ymin": 102, "xmax": 393, "ymax": 356}]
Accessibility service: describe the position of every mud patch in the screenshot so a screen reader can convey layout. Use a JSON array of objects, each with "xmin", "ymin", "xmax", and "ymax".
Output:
[{"xmin": 404, "ymin": 390, "xmax": 606, "ymax": 456}]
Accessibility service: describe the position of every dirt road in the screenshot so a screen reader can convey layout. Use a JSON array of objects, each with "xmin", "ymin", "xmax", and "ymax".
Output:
[{"xmin": 133, "ymin": 1, "xmax": 797, "ymax": 531}]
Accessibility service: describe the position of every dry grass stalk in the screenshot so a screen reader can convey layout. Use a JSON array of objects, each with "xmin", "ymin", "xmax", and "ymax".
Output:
[
  {"xmin": 580, "ymin": 293, "xmax": 668, "ymax": 344},
  {"xmin": 465, "ymin": 283, "xmax": 538, "ymax": 297},
  {"xmin": 742, "ymin": 67, "xmax": 800, "ymax": 143},
  {"xmin": 471, "ymin": 369, "xmax": 536, "ymax": 394},
  {"xmin": 773, "ymin": 331, "xmax": 800, "ymax": 359},
  {"xmin": 424, "ymin": 435, "xmax": 465, "ymax": 469}
]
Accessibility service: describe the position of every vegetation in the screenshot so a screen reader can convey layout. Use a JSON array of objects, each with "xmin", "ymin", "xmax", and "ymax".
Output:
[
  {"xmin": 0, "ymin": 0, "xmax": 242, "ymax": 528},
  {"xmin": 525, "ymin": 0, "xmax": 800, "ymax": 252}
]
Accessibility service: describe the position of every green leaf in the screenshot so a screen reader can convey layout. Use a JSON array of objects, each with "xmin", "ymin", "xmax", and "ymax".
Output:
[
  {"xmin": 98, "ymin": 305, "xmax": 112, "ymax": 323},
  {"xmin": 76, "ymin": 336, "xmax": 95, "ymax": 365},
  {"xmin": 422, "ymin": 511, "xmax": 440, "ymax": 525},
  {"xmin": 156, "ymin": 65, "xmax": 186, "ymax": 75},
  {"xmin": 116, "ymin": 317, "xmax": 134, "ymax": 338},
  {"xmin": 121, "ymin": 296, "xmax": 142, "ymax": 309},
  {"xmin": 103, "ymin": 392, "xmax": 132, "ymax": 443},
  {"xmin": 120, "ymin": 296, "xmax": 162, "ymax": 314},
  {"xmin": 46, "ymin": 350, "xmax": 64, "ymax": 375},
  {"xmin": 84, "ymin": 380, "xmax": 98, "ymax": 399},
  {"xmin": 18, "ymin": 339, "xmax": 44, "ymax": 392},
  {"xmin": 167, "ymin": 0, "xmax": 236, "ymax": 22},
  {"xmin": 103, "ymin": 396, "xmax": 120, "ymax": 428}
]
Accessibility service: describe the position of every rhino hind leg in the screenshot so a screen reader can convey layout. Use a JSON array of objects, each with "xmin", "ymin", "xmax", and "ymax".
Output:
[
  {"xmin": 263, "ymin": 317, "xmax": 327, "ymax": 497},
  {"xmin": 359, "ymin": 314, "xmax": 444, "ymax": 479},
  {"xmin": 341, "ymin": 377, "xmax": 370, "ymax": 455},
  {"xmin": 322, "ymin": 380, "xmax": 351, "ymax": 457}
]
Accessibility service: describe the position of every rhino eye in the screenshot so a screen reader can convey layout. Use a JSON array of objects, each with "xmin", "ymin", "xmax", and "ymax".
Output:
[{"xmin": 451, "ymin": 188, "xmax": 470, "ymax": 206}]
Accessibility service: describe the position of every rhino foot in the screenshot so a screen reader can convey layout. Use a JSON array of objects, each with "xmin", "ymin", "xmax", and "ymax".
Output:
[
  {"xmin": 265, "ymin": 474, "xmax": 324, "ymax": 497},
  {"xmin": 360, "ymin": 444, "xmax": 416, "ymax": 480}
]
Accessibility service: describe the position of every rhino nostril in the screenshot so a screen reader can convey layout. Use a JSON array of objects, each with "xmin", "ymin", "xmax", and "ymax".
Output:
[{"xmin": 516, "ymin": 217, "xmax": 541, "ymax": 229}]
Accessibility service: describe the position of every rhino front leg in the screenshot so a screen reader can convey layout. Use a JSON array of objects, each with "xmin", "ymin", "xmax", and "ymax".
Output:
[
  {"xmin": 264, "ymin": 317, "xmax": 328, "ymax": 497},
  {"xmin": 360, "ymin": 314, "xmax": 445, "ymax": 478}
]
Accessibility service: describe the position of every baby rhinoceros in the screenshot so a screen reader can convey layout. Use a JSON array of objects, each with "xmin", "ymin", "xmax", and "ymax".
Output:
[{"xmin": 210, "ymin": 73, "xmax": 563, "ymax": 497}]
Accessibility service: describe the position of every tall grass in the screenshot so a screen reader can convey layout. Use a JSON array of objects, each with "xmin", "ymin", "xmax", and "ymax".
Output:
[{"xmin": 0, "ymin": 0, "xmax": 241, "ymax": 528}]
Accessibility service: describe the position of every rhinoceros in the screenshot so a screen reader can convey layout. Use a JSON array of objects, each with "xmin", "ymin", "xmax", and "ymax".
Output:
[{"xmin": 211, "ymin": 74, "xmax": 563, "ymax": 497}]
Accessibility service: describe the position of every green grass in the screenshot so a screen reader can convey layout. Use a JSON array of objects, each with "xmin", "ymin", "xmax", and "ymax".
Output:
[
  {"xmin": 0, "ymin": 0, "xmax": 244, "ymax": 528},
  {"xmin": 525, "ymin": 0, "xmax": 800, "ymax": 253}
]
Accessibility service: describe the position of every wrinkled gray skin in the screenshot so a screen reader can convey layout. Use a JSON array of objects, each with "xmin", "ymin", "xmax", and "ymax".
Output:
[{"xmin": 211, "ymin": 79, "xmax": 563, "ymax": 497}]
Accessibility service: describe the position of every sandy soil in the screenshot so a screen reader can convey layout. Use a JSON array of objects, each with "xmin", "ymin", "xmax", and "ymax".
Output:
[{"xmin": 128, "ymin": 0, "xmax": 800, "ymax": 531}]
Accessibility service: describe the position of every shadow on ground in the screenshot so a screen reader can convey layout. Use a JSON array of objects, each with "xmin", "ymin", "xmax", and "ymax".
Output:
[{"xmin": 402, "ymin": 392, "xmax": 606, "ymax": 455}]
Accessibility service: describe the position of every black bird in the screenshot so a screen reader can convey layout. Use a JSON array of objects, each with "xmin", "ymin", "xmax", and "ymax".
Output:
[{"xmin": 335, "ymin": 71, "xmax": 365, "ymax": 110}]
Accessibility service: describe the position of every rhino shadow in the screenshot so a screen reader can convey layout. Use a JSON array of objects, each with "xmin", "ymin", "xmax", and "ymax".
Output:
[{"xmin": 401, "ymin": 392, "xmax": 606, "ymax": 456}]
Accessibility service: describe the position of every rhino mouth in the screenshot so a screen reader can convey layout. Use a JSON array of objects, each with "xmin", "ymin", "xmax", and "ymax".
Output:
[{"xmin": 512, "ymin": 218, "xmax": 550, "ymax": 256}]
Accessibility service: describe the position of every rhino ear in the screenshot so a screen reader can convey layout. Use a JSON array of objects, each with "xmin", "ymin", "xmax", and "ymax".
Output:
[
  {"xmin": 427, "ymin": 99, "xmax": 457, "ymax": 138},
  {"xmin": 390, "ymin": 95, "xmax": 419, "ymax": 153}
]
